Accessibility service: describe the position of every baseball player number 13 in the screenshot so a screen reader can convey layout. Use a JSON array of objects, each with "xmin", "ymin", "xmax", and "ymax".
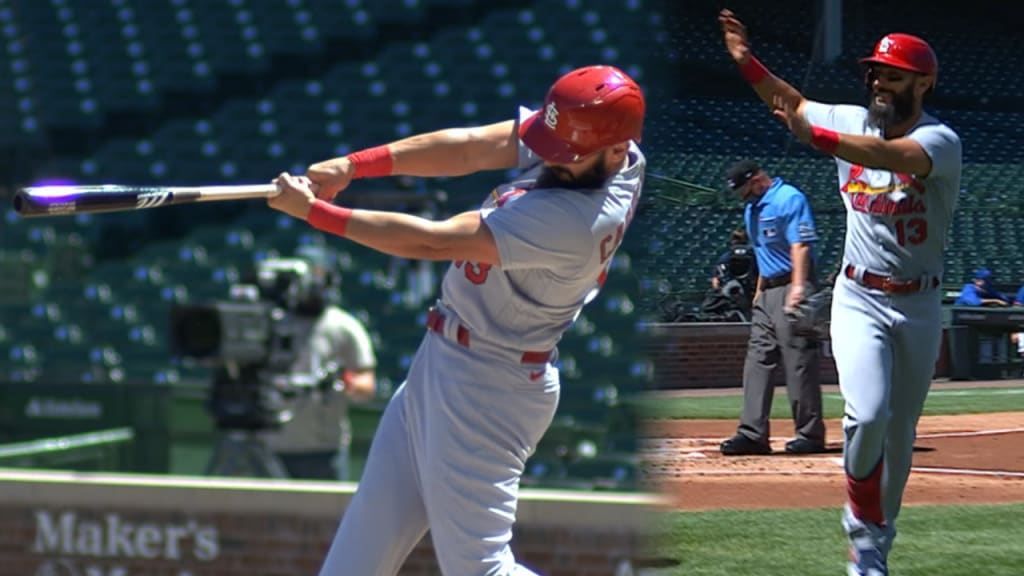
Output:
[
  {"xmin": 454, "ymin": 260, "xmax": 493, "ymax": 285},
  {"xmin": 895, "ymin": 217, "xmax": 927, "ymax": 246}
]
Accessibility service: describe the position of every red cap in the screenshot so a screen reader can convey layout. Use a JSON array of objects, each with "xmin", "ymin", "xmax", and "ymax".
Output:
[
  {"xmin": 859, "ymin": 33, "xmax": 937, "ymax": 76},
  {"xmin": 519, "ymin": 65, "xmax": 645, "ymax": 164}
]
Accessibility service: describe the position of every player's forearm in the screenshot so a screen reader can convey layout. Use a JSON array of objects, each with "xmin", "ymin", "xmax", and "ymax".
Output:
[
  {"xmin": 808, "ymin": 130, "xmax": 933, "ymax": 177},
  {"xmin": 325, "ymin": 207, "xmax": 449, "ymax": 260},
  {"xmin": 305, "ymin": 201, "xmax": 494, "ymax": 263},
  {"xmin": 735, "ymin": 54, "xmax": 804, "ymax": 113},
  {"xmin": 790, "ymin": 242, "xmax": 812, "ymax": 285},
  {"xmin": 383, "ymin": 121, "xmax": 519, "ymax": 177}
]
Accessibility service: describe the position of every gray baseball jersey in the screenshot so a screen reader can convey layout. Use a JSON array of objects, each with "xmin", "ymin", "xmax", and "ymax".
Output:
[
  {"xmin": 804, "ymin": 99, "xmax": 963, "ymax": 566},
  {"xmin": 438, "ymin": 106, "xmax": 645, "ymax": 352},
  {"xmin": 317, "ymin": 109, "xmax": 645, "ymax": 575},
  {"xmin": 264, "ymin": 306, "xmax": 376, "ymax": 454},
  {"xmin": 802, "ymin": 101, "xmax": 962, "ymax": 278}
]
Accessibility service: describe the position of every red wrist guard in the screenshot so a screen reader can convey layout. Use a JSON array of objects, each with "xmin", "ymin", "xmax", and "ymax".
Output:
[
  {"xmin": 738, "ymin": 56, "xmax": 769, "ymax": 84},
  {"xmin": 307, "ymin": 200, "xmax": 353, "ymax": 237},
  {"xmin": 811, "ymin": 126, "xmax": 840, "ymax": 155},
  {"xmin": 347, "ymin": 145, "xmax": 393, "ymax": 179}
]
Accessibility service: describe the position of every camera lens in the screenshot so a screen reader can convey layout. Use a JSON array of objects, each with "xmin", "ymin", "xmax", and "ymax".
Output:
[{"xmin": 170, "ymin": 305, "xmax": 222, "ymax": 358}]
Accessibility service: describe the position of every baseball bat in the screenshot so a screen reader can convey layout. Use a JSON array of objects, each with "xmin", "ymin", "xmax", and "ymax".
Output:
[{"xmin": 12, "ymin": 183, "xmax": 280, "ymax": 218}]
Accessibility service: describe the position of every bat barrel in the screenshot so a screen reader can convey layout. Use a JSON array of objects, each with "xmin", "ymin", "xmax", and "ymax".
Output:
[
  {"xmin": 11, "ymin": 184, "xmax": 279, "ymax": 218},
  {"xmin": 11, "ymin": 187, "xmax": 103, "ymax": 217}
]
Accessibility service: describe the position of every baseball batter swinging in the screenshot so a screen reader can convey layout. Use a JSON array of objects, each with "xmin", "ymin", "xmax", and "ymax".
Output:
[
  {"xmin": 268, "ymin": 65, "xmax": 645, "ymax": 575},
  {"xmin": 720, "ymin": 10, "xmax": 962, "ymax": 576}
]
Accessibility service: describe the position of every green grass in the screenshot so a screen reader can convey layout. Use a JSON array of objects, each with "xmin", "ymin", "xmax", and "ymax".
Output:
[
  {"xmin": 631, "ymin": 386, "xmax": 1024, "ymax": 420},
  {"xmin": 654, "ymin": 503, "xmax": 1024, "ymax": 576}
]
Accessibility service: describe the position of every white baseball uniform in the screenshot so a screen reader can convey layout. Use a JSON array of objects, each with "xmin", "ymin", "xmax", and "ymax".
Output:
[
  {"xmin": 316, "ymin": 107, "xmax": 645, "ymax": 575},
  {"xmin": 802, "ymin": 100, "xmax": 962, "ymax": 559}
]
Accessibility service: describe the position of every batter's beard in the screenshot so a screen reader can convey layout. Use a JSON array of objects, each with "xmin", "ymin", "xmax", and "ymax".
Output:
[
  {"xmin": 535, "ymin": 155, "xmax": 612, "ymax": 190},
  {"xmin": 867, "ymin": 84, "xmax": 915, "ymax": 129}
]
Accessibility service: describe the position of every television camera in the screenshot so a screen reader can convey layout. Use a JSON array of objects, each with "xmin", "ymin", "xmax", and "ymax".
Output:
[
  {"xmin": 715, "ymin": 244, "xmax": 757, "ymax": 307},
  {"xmin": 169, "ymin": 253, "xmax": 342, "ymax": 433}
]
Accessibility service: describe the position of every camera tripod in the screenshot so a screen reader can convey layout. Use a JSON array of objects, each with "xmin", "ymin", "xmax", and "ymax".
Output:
[{"xmin": 204, "ymin": 428, "xmax": 289, "ymax": 479}]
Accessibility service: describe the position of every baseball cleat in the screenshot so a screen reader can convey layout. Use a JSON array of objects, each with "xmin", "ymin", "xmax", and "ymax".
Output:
[
  {"xmin": 847, "ymin": 546, "xmax": 888, "ymax": 576},
  {"xmin": 719, "ymin": 434, "xmax": 772, "ymax": 456}
]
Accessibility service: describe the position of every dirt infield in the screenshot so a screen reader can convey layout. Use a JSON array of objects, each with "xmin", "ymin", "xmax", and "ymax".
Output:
[{"xmin": 643, "ymin": 412, "xmax": 1024, "ymax": 511}]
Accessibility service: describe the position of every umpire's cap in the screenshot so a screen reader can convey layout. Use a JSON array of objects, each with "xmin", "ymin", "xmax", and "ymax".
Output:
[
  {"xmin": 519, "ymin": 65, "xmax": 645, "ymax": 164},
  {"xmin": 725, "ymin": 159, "xmax": 761, "ymax": 191}
]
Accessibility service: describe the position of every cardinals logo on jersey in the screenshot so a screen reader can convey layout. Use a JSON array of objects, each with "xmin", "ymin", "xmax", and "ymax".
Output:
[
  {"xmin": 843, "ymin": 165, "xmax": 927, "ymax": 216},
  {"xmin": 485, "ymin": 186, "xmax": 529, "ymax": 210},
  {"xmin": 841, "ymin": 164, "xmax": 925, "ymax": 196}
]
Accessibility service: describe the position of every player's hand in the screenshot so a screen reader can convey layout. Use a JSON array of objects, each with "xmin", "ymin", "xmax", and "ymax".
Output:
[
  {"xmin": 269, "ymin": 172, "xmax": 316, "ymax": 220},
  {"xmin": 771, "ymin": 94, "xmax": 813, "ymax": 145},
  {"xmin": 785, "ymin": 283, "xmax": 807, "ymax": 313},
  {"xmin": 305, "ymin": 157, "xmax": 356, "ymax": 202},
  {"xmin": 719, "ymin": 9, "xmax": 751, "ymax": 64}
]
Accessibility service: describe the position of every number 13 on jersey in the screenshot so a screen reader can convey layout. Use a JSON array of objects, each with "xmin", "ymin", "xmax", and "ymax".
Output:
[
  {"xmin": 895, "ymin": 217, "xmax": 927, "ymax": 246},
  {"xmin": 454, "ymin": 260, "xmax": 492, "ymax": 285}
]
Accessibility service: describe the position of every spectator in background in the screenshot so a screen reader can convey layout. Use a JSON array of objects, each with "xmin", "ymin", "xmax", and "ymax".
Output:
[
  {"xmin": 954, "ymin": 268, "xmax": 1010, "ymax": 307},
  {"xmin": 1012, "ymin": 333, "xmax": 1024, "ymax": 358},
  {"xmin": 1013, "ymin": 282, "xmax": 1024, "ymax": 307}
]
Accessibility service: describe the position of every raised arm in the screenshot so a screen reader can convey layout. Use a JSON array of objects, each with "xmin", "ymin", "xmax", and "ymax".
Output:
[
  {"xmin": 719, "ymin": 9, "xmax": 809, "ymax": 119},
  {"xmin": 305, "ymin": 119, "xmax": 520, "ymax": 201}
]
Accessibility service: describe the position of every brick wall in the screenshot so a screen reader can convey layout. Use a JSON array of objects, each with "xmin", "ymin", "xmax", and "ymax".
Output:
[
  {"xmin": 645, "ymin": 323, "xmax": 950, "ymax": 389},
  {"xmin": 0, "ymin": 471, "xmax": 662, "ymax": 576}
]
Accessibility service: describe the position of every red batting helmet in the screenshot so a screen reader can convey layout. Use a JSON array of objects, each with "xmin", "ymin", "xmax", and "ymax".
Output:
[
  {"xmin": 519, "ymin": 65, "xmax": 645, "ymax": 164},
  {"xmin": 859, "ymin": 33, "xmax": 938, "ymax": 76}
]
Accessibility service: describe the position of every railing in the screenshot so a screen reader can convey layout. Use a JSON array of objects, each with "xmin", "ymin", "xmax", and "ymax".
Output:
[{"xmin": 0, "ymin": 427, "xmax": 135, "ymax": 470}]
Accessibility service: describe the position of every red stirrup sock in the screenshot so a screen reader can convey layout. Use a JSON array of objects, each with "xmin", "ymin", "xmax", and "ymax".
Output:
[
  {"xmin": 847, "ymin": 459, "xmax": 886, "ymax": 526},
  {"xmin": 307, "ymin": 200, "xmax": 353, "ymax": 238}
]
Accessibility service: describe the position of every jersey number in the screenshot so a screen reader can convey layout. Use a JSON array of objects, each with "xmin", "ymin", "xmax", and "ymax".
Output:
[
  {"xmin": 454, "ymin": 260, "xmax": 492, "ymax": 285},
  {"xmin": 895, "ymin": 217, "xmax": 927, "ymax": 246}
]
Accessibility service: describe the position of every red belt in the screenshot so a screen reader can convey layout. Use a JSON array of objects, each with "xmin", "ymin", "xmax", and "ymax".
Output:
[
  {"xmin": 425, "ymin": 309, "xmax": 553, "ymax": 364},
  {"xmin": 844, "ymin": 265, "xmax": 939, "ymax": 294}
]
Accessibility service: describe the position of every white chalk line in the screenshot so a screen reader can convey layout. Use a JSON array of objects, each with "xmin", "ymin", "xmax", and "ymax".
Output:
[
  {"xmin": 656, "ymin": 467, "xmax": 1024, "ymax": 479},
  {"xmin": 916, "ymin": 427, "xmax": 1024, "ymax": 439},
  {"xmin": 649, "ymin": 449, "xmax": 1024, "ymax": 479},
  {"xmin": 646, "ymin": 427, "xmax": 1024, "ymax": 479},
  {"xmin": 647, "ymin": 426, "xmax": 1024, "ymax": 445}
]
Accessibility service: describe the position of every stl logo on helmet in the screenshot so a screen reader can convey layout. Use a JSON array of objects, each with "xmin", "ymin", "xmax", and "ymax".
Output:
[
  {"xmin": 878, "ymin": 36, "xmax": 893, "ymax": 54},
  {"xmin": 543, "ymin": 102, "xmax": 559, "ymax": 130}
]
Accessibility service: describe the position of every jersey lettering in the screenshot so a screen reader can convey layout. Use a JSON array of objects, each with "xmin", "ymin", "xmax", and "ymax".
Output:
[
  {"xmin": 454, "ymin": 260, "xmax": 493, "ymax": 285},
  {"xmin": 895, "ymin": 217, "xmax": 927, "ymax": 246},
  {"xmin": 599, "ymin": 222, "xmax": 625, "ymax": 264}
]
